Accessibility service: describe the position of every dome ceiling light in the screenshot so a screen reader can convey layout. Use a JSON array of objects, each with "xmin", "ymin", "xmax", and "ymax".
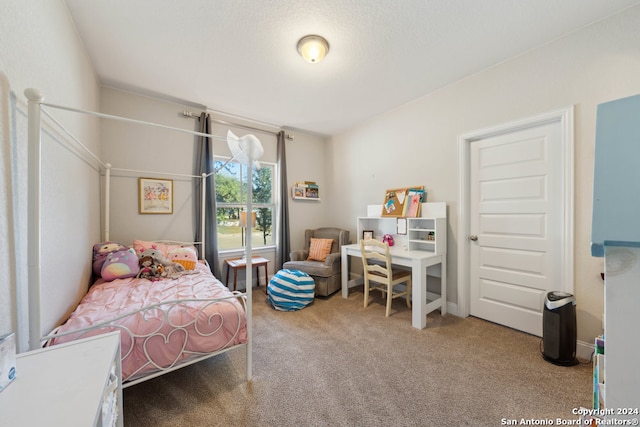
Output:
[{"xmin": 297, "ymin": 35, "xmax": 329, "ymax": 63}]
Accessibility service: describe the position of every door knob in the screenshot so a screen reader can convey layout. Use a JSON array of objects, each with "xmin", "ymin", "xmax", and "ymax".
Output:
[{"xmin": 469, "ymin": 235, "xmax": 478, "ymax": 241}]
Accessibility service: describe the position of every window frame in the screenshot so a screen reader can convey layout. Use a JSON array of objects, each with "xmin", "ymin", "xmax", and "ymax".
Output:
[{"xmin": 213, "ymin": 156, "xmax": 277, "ymax": 252}]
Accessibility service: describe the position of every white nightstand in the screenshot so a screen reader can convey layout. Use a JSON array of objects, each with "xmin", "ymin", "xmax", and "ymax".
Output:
[{"xmin": 0, "ymin": 332, "xmax": 123, "ymax": 426}]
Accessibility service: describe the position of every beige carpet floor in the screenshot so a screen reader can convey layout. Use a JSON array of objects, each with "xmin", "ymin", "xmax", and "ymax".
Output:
[{"xmin": 123, "ymin": 287, "xmax": 592, "ymax": 426}]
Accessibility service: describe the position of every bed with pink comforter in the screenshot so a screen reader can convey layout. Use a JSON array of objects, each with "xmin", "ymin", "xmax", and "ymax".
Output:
[{"xmin": 48, "ymin": 262, "xmax": 247, "ymax": 383}]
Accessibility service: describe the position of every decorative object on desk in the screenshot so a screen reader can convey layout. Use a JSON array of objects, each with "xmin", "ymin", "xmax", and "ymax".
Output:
[
  {"xmin": 382, "ymin": 234, "xmax": 394, "ymax": 246},
  {"xmin": 381, "ymin": 186, "xmax": 425, "ymax": 217},
  {"xmin": 363, "ymin": 230, "xmax": 374, "ymax": 240},
  {"xmin": 139, "ymin": 177, "xmax": 173, "ymax": 214},
  {"xmin": 396, "ymin": 218, "xmax": 407, "ymax": 235}
]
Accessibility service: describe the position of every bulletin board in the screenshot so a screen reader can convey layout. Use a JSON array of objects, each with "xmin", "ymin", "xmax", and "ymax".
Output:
[{"xmin": 381, "ymin": 186, "xmax": 425, "ymax": 217}]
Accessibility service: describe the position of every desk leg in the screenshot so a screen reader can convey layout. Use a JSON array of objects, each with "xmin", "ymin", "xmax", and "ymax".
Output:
[
  {"xmin": 412, "ymin": 259, "xmax": 427, "ymax": 329},
  {"xmin": 341, "ymin": 248, "xmax": 349, "ymax": 298}
]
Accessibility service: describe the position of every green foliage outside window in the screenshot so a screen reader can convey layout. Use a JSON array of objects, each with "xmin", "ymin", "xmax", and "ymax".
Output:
[{"xmin": 214, "ymin": 159, "xmax": 274, "ymax": 250}]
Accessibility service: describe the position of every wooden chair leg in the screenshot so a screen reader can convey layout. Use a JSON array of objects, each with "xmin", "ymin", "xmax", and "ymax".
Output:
[
  {"xmin": 385, "ymin": 282, "xmax": 393, "ymax": 317},
  {"xmin": 406, "ymin": 279, "xmax": 412, "ymax": 309},
  {"xmin": 364, "ymin": 279, "xmax": 370, "ymax": 308}
]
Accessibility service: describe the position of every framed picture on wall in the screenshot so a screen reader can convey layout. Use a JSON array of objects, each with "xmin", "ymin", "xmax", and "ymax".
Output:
[
  {"xmin": 363, "ymin": 230, "xmax": 374, "ymax": 241},
  {"xmin": 139, "ymin": 177, "xmax": 173, "ymax": 214}
]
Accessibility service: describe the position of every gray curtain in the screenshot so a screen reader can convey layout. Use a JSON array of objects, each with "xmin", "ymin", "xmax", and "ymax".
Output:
[
  {"xmin": 276, "ymin": 130, "xmax": 290, "ymax": 270},
  {"xmin": 194, "ymin": 112, "xmax": 221, "ymax": 278}
]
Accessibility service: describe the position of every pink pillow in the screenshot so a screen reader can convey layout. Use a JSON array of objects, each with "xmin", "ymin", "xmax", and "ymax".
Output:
[{"xmin": 133, "ymin": 240, "xmax": 170, "ymax": 257}]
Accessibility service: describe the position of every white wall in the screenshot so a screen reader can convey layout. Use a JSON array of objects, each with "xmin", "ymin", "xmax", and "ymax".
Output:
[
  {"xmin": 285, "ymin": 131, "xmax": 333, "ymax": 250},
  {"xmin": 0, "ymin": 0, "xmax": 101, "ymax": 351},
  {"xmin": 327, "ymin": 6, "xmax": 640, "ymax": 343}
]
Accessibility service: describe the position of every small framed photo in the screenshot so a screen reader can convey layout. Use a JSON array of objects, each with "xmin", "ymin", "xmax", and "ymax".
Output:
[
  {"xmin": 139, "ymin": 177, "xmax": 173, "ymax": 214},
  {"xmin": 363, "ymin": 230, "xmax": 374, "ymax": 241}
]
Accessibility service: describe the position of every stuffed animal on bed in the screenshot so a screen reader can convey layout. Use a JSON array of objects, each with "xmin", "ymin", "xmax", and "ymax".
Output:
[
  {"xmin": 92, "ymin": 241, "xmax": 128, "ymax": 276},
  {"xmin": 136, "ymin": 255, "xmax": 162, "ymax": 281},
  {"xmin": 100, "ymin": 248, "xmax": 140, "ymax": 281},
  {"xmin": 167, "ymin": 246, "xmax": 198, "ymax": 270},
  {"xmin": 139, "ymin": 248, "xmax": 185, "ymax": 279}
]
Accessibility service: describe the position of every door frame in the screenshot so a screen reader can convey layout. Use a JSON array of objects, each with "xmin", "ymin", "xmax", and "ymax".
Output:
[{"xmin": 457, "ymin": 107, "xmax": 575, "ymax": 318}]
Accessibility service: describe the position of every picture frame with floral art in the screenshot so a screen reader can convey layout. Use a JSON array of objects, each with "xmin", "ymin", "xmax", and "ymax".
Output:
[{"xmin": 139, "ymin": 177, "xmax": 173, "ymax": 214}]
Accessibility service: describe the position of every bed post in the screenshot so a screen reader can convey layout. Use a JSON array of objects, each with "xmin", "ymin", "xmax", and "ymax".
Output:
[
  {"xmin": 104, "ymin": 163, "xmax": 111, "ymax": 241},
  {"xmin": 245, "ymin": 166, "xmax": 253, "ymax": 381},
  {"xmin": 25, "ymin": 88, "xmax": 44, "ymax": 350},
  {"xmin": 201, "ymin": 173, "xmax": 206, "ymax": 259}
]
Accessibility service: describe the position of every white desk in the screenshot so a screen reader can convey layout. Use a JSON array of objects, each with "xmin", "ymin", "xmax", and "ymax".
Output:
[{"xmin": 341, "ymin": 243, "xmax": 446, "ymax": 329}]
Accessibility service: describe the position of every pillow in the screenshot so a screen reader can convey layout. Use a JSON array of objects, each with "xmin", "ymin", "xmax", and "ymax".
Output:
[
  {"xmin": 133, "ymin": 240, "xmax": 198, "ymax": 258},
  {"xmin": 167, "ymin": 246, "xmax": 198, "ymax": 270},
  {"xmin": 101, "ymin": 248, "xmax": 140, "ymax": 281},
  {"xmin": 307, "ymin": 238, "xmax": 334, "ymax": 262},
  {"xmin": 133, "ymin": 240, "xmax": 171, "ymax": 257},
  {"xmin": 92, "ymin": 241, "xmax": 128, "ymax": 276}
]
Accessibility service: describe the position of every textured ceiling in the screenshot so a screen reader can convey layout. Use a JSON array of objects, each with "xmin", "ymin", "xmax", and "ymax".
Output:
[{"xmin": 64, "ymin": 0, "xmax": 640, "ymax": 136}]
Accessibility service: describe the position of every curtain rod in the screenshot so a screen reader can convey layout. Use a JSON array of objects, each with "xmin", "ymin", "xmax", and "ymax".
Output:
[{"xmin": 182, "ymin": 110, "xmax": 294, "ymax": 140}]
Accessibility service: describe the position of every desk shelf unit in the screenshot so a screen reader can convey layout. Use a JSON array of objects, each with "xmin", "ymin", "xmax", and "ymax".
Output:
[{"xmin": 357, "ymin": 202, "xmax": 446, "ymax": 254}]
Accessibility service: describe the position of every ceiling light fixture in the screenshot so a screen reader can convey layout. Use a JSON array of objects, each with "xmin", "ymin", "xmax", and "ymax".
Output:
[{"xmin": 297, "ymin": 35, "xmax": 329, "ymax": 63}]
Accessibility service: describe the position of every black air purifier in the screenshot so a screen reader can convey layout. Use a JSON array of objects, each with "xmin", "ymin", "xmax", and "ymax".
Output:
[{"xmin": 542, "ymin": 291, "xmax": 578, "ymax": 366}]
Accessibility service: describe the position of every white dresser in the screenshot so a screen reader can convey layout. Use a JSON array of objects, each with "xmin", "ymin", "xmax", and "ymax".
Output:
[{"xmin": 0, "ymin": 332, "xmax": 123, "ymax": 426}]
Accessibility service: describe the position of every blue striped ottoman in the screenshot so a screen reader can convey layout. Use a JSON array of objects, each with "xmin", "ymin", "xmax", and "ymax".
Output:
[{"xmin": 268, "ymin": 269, "xmax": 315, "ymax": 311}]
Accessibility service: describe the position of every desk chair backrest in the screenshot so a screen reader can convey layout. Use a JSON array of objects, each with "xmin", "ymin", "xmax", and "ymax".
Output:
[
  {"xmin": 359, "ymin": 238, "xmax": 412, "ymax": 317},
  {"xmin": 360, "ymin": 238, "xmax": 392, "ymax": 281}
]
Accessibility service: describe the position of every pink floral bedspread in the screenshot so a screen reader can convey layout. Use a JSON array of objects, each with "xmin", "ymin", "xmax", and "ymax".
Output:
[{"xmin": 49, "ymin": 262, "xmax": 247, "ymax": 382}]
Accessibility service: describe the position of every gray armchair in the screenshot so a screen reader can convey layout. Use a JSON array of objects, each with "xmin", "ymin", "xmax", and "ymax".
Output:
[{"xmin": 283, "ymin": 227, "xmax": 350, "ymax": 296}]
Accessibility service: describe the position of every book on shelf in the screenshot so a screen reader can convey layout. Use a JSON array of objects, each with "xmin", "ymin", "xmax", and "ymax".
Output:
[{"xmin": 293, "ymin": 182, "xmax": 319, "ymax": 198}]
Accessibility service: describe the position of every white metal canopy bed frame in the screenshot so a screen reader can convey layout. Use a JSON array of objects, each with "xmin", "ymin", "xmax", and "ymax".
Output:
[{"xmin": 24, "ymin": 88, "xmax": 260, "ymax": 385}]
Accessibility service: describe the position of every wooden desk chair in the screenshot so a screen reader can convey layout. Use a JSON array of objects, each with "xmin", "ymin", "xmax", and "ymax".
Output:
[{"xmin": 360, "ymin": 239, "xmax": 412, "ymax": 317}]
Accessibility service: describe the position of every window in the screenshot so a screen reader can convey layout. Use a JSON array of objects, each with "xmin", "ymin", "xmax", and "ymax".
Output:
[{"xmin": 214, "ymin": 158, "xmax": 275, "ymax": 250}]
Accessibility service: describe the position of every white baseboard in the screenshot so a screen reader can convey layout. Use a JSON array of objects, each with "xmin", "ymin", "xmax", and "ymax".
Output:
[{"xmin": 577, "ymin": 340, "xmax": 595, "ymax": 362}]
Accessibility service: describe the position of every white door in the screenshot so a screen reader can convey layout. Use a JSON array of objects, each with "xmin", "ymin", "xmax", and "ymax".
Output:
[{"xmin": 469, "ymin": 121, "xmax": 563, "ymax": 336}]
